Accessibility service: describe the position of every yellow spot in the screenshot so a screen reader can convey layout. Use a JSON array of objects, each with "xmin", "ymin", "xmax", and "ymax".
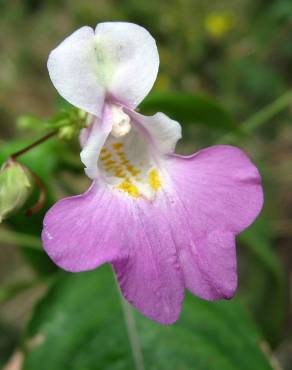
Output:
[
  {"xmin": 114, "ymin": 169, "xmax": 126, "ymax": 178},
  {"xmin": 117, "ymin": 180, "xmax": 140, "ymax": 198},
  {"xmin": 104, "ymin": 165, "xmax": 117, "ymax": 172},
  {"xmin": 148, "ymin": 169, "xmax": 161, "ymax": 191},
  {"xmin": 205, "ymin": 12, "xmax": 234, "ymax": 39},
  {"xmin": 112, "ymin": 143, "xmax": 123, "ymax": 150},
  {"xmin": 104, "ymin": 159, "xmax": 116, "ymax": 167},
  {"xmin": 101, "ymin": 148, "xmax": 108, "ymax": 154},
  {"xmin": 126, "ymin": 165, "xmax": 141, "ymax": 176},
  {"xmin": 100, "ymin": 152, "xmax": 112, "ymax": 161}
]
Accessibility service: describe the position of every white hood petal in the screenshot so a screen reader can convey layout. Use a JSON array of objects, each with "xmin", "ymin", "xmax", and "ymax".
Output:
[{"xmin": 48, "ymin": 22, "xmax": 159, "ymax": 117}]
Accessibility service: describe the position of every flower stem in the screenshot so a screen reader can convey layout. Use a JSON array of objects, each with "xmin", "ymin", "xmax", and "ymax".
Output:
[
  {"xmin": 0, "ymin": 228, "xmax": 42, "ymax": 250},
  {"xmin": 114, "ymin": 274, "xmax": 145, "ymax": 370},
  {"xmin": 218, "ymin": 88, "xmax": 292, "ymax": 144},
  {"xmin": 241, "ymin": 88, "xmax": 292, "ymax": 132},
  {"xmin": 0, "ymin": 279, "xmax": 39, "ymax": 304},
  {"xmin": 25, "ymin": 170, "xmax": 47, "ymax": 217},
  {"xmin": 10, "ymin": 130, "xmax": 58, "ymax": 160}
]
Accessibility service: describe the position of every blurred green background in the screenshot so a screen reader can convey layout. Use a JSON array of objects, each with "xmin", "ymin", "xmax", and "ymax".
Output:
[{"xmin": 0, "ymin": 0, "xmax": 292, "ymax": 369}]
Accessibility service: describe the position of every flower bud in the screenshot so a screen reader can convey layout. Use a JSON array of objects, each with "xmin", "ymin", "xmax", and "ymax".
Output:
[
  {"xmin": 58, "ymin": 125, "xmax": 76, "ymax": 140},
  {"xmin": 0, "ymin": 161, "xmax": 32, "ymax": 222}
]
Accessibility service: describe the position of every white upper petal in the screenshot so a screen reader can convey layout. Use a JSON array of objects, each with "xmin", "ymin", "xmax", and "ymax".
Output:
[
  {"xmin": 48, "ymin": 22, "xmax": 159, "ymax": 117},
  {"xmin": 48, "ymin": 27, "xmax": 105, "ymax": 117},
  {"xmin": 95, "ymin": 22, "xmax": 159, "ymax": 108}
]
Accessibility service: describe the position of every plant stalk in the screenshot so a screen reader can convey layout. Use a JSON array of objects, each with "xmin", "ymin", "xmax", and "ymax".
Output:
[
  {"xmin": 10, "ymin": 130, "xmax": 58, "ymax": 160},
  {"xmin": 218, "ymin": 88, "xmax": 292, "ymax": 144},
  {"xmin": 114, "ymin": 273, "xmax": 145, "ymax": 370}
]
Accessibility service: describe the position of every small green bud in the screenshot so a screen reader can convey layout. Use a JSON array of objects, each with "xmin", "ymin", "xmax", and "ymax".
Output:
[
  {"xmin": 58, "ymin": 125, "xmax": 76, "ymax": 140},
  {"xmin": 0, "ymin": 161, "xmax": 32, "ymax": 222},
  {"xmin": 77, "ymin": 109, "xmax": 87, "ymax": 120}
]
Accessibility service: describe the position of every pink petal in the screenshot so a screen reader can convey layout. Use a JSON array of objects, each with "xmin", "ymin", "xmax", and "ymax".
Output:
[
  {"xmin": 165, "ymin": 145, "xmax": 263, "ymax": 300},
  {"xmin": 42, "ymin": 183, "xmax": 128, "ymax": 272},
  {"xmin": 113, "ymin": 199, "xmax": 184, "ymax": 324},
  {"xmin": 42, "ymin": 144, "xmax": 263, "ymax": 322},
  {"xmin": 42, "ymin": 183, "xmax": 184, "ymax": 324}
]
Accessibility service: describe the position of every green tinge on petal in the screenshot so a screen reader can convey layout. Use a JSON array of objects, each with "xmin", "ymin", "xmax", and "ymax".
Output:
[
  {"xmin": 0, "ymin": 161, "xmax": 32, "ymax": 222},
  {"xmin": 94, "ymin": 36, "xmax": 115, "ymax": 87}
]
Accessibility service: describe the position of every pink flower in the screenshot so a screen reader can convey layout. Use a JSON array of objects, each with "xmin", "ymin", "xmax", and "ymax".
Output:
[{"xmin": 42, "ymin": 22, "xmax": 263, "ymax": 324}]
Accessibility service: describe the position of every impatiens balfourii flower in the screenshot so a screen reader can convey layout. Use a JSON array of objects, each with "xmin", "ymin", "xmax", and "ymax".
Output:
[{"xmin": 42, "ymin": 22, "xmax": 263, "ymax": 324}]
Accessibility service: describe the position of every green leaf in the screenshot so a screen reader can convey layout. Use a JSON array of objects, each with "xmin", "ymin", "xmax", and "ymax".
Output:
[
  {"xmin": 23, "ymin": 266, "xmax": 274, "ymax": 370},
  {"xmin": 140, "ymin": 92, "xmax": 237, "ymax": 131}
]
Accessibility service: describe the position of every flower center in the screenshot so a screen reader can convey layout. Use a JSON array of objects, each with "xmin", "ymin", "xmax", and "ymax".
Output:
[{"xmin": 98, "ymin": 108, "xmax": 162, "ymax": 200}]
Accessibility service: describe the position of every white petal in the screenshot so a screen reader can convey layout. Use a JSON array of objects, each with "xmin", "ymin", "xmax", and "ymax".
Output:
[
  {"xmin": 48, "ymin": 27, "xmax": 105, "ymax": 117},
  {"xmin": 95, "ymin": 22, "xmax": 159, "ymax": 108},
  {"xmin": 80, "ymin": 106, "xmax": 112, "ymax": 179},
  {"xmin": 126, "ymin": 109, "xmax": 182, "ymax": 154},
  {"xmin": 47, "ymin": 22, "xmax": 159, "ymax": 116}
]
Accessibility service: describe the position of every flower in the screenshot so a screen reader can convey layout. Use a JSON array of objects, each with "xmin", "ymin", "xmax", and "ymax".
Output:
[{"xmin": 42, "ymin": 22, "xmax": 263, "ymax": 324}]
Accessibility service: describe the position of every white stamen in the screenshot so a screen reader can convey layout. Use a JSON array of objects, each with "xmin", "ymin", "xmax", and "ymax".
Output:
[{"xmin": 111, "ymin": 105, "xmax": 131, "ymax": 138}]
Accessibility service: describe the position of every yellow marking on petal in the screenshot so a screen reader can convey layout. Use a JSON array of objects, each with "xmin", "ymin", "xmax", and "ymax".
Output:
[
  {"xmin": 104, "ymin": 159, "xmax": 116, "ymax": 167},
  {"xmin": 100, "ymin": 152, "xmax": 112, "ymax": 161},
  {"xmin": 117, "ymin": 180, "xmax": 140, "ymax": 198},
  {"xmin": 148, "ymin": 169, "xmax": 161, "ymax": 191},
  {"xmin": 112, "ymin": 143, "xmax": 124, "ymax": 150},
  {"xmin": 126, "ymin": 165, "xmax": 141, "ymax": 176},
  {"xmin": 114, "ymin": 169, "xmax": 126, "ymax": 178},
  {"xmin": 104, "ymin": 166, "xmax": 117, "ymax": 172}
]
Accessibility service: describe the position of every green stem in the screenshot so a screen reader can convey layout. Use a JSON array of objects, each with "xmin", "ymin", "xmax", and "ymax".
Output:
[
  {"xmin": 114, "ymin": 273, "xmax": 145, "ymax": 370},
  {"xmin": 0, "ymin": 280, "xmax": 39, "ymax": 304},
  {"xmin": 0, "ymin": 228, "xmax": 42, "ymax": 250},
  {"xmin": 10, "ymin": 130, "xmax": 58, "ymax": 160},
  {"xmin": 218, "ymin": 89, "xmax": 292, "ymax": 144},
  {"xmin": 242, "ymin": 88, "xmax": 292, "ymax": 133}
]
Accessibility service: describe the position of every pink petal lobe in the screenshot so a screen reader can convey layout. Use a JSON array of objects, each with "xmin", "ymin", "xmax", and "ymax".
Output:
[
  {"xmin": 42, "ymin": 184, "xmax": 184, "ymax": 324},
  {"xmin": 113, "ymin": 199, "xmax": 184, "ymax": 324},
  {"xmin": 42, "ymin": 183, "xmax": 128, "ymax": 272},
  {"xmin": 165, "ymin": 145, "xmax": 263, "ymax": 300}
]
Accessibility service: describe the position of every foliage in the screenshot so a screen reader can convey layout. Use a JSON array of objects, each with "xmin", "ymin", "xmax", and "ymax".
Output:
[{"xmin": 23, "ymin": 266, "xmax": 274, "ymax": 370}]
